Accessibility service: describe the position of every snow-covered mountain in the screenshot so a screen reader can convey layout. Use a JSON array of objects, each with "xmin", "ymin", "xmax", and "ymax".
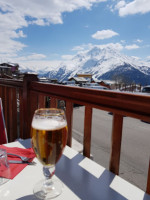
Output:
[{"xmin": 20, "ymin": 46, "xmax": 150, "ymax": 85}]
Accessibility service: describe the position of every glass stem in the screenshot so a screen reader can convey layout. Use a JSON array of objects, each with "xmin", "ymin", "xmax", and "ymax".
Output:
[
  {"xmin": 42, "ymin": 166, "xmax": 56, "ymax": 193},
  {"xmin": 43, "ymin": 165, "xmax": 56, "ymax": 180}
]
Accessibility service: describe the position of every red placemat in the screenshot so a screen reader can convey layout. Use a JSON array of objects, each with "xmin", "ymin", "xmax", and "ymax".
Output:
[{"xmin": 0, "ymin": 145, "xmax": 36, "ymax": 179}]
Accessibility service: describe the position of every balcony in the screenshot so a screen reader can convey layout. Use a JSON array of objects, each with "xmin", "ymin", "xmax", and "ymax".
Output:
[{"xmin": 0, "ymin": 73, "xmax": 150, "ymax": 195}]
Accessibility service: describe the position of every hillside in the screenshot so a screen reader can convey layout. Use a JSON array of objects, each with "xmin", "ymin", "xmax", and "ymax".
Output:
[{"xmin": 20, "ymin": 46, "xmax": 150, "ymax": 85}]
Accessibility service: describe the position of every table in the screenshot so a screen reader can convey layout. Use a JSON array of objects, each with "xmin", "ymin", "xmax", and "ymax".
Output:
[{"xmin": 0, "ymin": 139, "xmax": 150, "ymax": 200}]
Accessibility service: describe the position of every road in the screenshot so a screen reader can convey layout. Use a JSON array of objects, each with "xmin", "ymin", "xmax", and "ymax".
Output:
[{"xmin": 72, "ymin": 106, "xmax": 150, "ymax": 191}]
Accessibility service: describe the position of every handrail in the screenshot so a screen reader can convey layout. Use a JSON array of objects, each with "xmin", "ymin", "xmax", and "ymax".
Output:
[
  {"xmin": 1, "ymin": 77, "xmax": 150, "ymax": 122},
  {"xmin": 0, "ymin": 78, "xmax": 23, "ymax": 88},
  {"xmin": 30, "ymin": 80, "xmax": 150, "ymax": 122},
  {"xmin": 0, "ymin": 73, "xmax": 150, "ymax": 194}
]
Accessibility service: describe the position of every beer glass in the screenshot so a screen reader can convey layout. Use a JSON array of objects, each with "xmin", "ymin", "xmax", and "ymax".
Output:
[{"xmin": 31, "ymin": 108, "xmax": 68, "ymax": 199}]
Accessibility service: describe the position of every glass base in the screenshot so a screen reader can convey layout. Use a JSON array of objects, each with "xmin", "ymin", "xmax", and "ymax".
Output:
[{"xmin": 33, "ymin": 178, "xmax": 63, "ymax": 199}]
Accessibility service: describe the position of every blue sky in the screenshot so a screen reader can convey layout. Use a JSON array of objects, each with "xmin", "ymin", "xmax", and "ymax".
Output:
[{"xmin": 0, "ymin": 0, "xmax": 150, "ymax": 69}]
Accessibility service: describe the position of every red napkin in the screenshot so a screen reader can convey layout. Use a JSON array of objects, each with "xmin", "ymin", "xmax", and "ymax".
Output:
[{"xmin": 0, "ymin": 145, "xmax": 36, "ymax": 179}]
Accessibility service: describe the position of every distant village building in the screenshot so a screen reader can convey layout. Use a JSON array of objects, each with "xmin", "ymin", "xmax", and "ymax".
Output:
[
  {"xmin": 50, "ymin": 79, "xmax": 58, "ymax": 84},
  {"xmin": 68, "ymin": 77, "xmax": 88, "ymax": 85},
  {"xmin": 76, "ymin": 73, "xmax": 92, "ymax": 82},
  {"xmin": 91, "ymin": 79, "xmax": 116, "ymax": 89},
  {"xmin": 68, "ymin": 74, "xmax": 117, "ymax": 89},
  {"xmin": 39, "ymin": 77, "xmax": 50, "ymax": 83},
  {"xmin": 0, "ymin": 63, "xmax": 19, "ymax": 78},
  {"xmin": 39, "ymin": 77, "xmax": 58, "ymax": 84},
  {"xmin": 99, "ymin": 80, "xmax": 116, "ymax": 89},
  {"xmin": 67, "ymin": 73, "xmax": 92, "ymax": 85}
]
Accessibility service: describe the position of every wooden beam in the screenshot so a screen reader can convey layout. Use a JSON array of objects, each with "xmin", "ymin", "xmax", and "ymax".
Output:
[
  {"xmin": 38, "ymin": 94, "xmax": 46, "ymax": 108},
  {"xmin": 22, "ymin": 74, "xmax": 38, "ymax": 138},
  {"xmin": 19, "ymin": 89, "xmax": 23, "ymax": 139},
  {"xmin": 83, "ymin": 106, "xmax": 93, "ymax": 158},
  {"xmin": 109, "ymin": 113, "xmax": 123, "ymax": 175},
  {"xmin": 50, "ymin": 97, "xmax": 57, "ymax": 108},
  {"xmin": 66, "ymin": 101, "xmax": 73, "ymax": 147}
]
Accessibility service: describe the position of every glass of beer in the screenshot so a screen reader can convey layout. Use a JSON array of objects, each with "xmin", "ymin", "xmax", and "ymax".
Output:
[{"xmin": 31, "ymin": 108, "xmax": 68, "ymax": 199}]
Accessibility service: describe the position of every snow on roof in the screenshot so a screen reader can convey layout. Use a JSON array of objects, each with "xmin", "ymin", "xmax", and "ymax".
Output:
[
  {"xmin": 101, "ymin": 80, "xmax": 116, "ymax": 84},
  {"xmin": 70, "ymin": 77, "xmax": 88, "ymax": 82},
  {"xmin": 92, "ymin": 79, "xmax": 116, "ymax": 85}
]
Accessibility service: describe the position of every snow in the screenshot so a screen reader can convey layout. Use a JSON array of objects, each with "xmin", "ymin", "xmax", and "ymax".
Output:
[{"xmin": 20, "ymin": 46, "xmax": 150, "ymax": 82}]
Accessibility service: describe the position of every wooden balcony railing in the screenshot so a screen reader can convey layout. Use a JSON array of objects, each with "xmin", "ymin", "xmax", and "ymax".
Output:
[{"xmin": 0, "ymin": 73, "xmax": 150, "ymax": 194}]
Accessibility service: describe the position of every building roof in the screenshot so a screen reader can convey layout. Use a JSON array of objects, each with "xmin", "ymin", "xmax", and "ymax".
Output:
[
  {"xmin": 76, "ymin": 73, "xmax": 92, "ymax": 78},
  {"xmin": 0, "ymin": 62, "xmax": 19, "ymax": 67},
  {"xmin": 69, "ymin": 77, "xmax": 88, "ymax": 82},
  {"xmin": 93, "ymin": 79, "xmax": 116, "ymax": 85}
]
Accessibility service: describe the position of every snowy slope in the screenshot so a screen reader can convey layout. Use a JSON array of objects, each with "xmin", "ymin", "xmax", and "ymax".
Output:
[{"xmin": 20, "ymin": 46, "xmax": 150, "ymax": 84}]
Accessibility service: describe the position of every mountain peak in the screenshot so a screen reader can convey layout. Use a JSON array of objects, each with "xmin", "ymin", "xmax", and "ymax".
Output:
[{"xmin": 21, "ymin": 45, "xmax": 150, "ymax": 85}]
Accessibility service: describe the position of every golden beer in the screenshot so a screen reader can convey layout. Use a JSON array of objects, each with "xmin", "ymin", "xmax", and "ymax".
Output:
[
  {"xmin": 31, "ymin": 118, "xmax": 68, "ymax": 166},
  {"xmin": 31, "ymin": 108, "xmax": 68, "ymax": 199}
]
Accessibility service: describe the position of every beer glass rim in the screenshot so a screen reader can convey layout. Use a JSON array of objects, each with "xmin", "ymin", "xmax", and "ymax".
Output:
[{"xmin": 34, "ymin": 108, "xmax": 65, "ymax": 116}]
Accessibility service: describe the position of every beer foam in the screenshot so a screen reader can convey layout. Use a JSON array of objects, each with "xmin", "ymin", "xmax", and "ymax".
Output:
[{"xmin": 32, "ymin": 118, "xmax": 67, "ymax": 131}]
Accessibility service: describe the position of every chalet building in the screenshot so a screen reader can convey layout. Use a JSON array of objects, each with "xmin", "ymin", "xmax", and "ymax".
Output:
[
  {"xmin": 0, "ymin": 63, "xmax": 19, "ymax": 78},
  {"xmin": 76, "ymin": 73, "xmax": 92, "ymax": 82},
  {"xmin": 91, "ymin": 79, "xmax": 116, "ymax": 89},
  {"xmin": 99, "ymin": 80, "xmax": 116, "ymax": 89},
  {"xmin": 69, "ymin": 75, "xmax": 116, "ymax": 89},
  {"xmin": 68, "ymin": 77, "xmax": 88, "ymax": 85},
  {"xmin": 39, "ymin": 77, "xmax": 50, "ymax": 83},
  {"xmin": 67, "ymin": 73, "xmax": 92, "ymax": 85},
  {"xmin": 50, "ymin": 79, "xmax": 58, "ymax": 84}
]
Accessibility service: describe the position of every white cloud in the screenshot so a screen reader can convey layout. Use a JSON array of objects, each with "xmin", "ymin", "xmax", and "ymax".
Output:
[
  {"xmin": 61, "ymin": 55, "xmax": 74, "ymax": 60},
  {"xmin": 97, "ymin": 43, "xmax": 123, "ymax": 51},
  {"xmin": 116, "ymin": 0, "xmax": 150, "ymax": 16},
  {"xmin": 0, "ymin": 0, "xmax": 107, "ymax": 26},
  {"xmin": 125, "ymin": 44, "xmax": 139, "ymax": 50},
  {"xmin": 19, "ymin": 60, "xmax": 62, "ymax": 71},
  {"xmin": 0, "ymin": 0, "xmax": 106, "ymax": 60},
  {"xmin": 72, "ymin": 43, "xmax": 93, "ymax": 51},
  {"xmin": 0, "ymin": 52, "xmax": 46, "ymax": 65},
  {"xmin": 120, "ymin": 40, "xmax": 126, "ymax": 44},
  {"xmin": 5, "ymin": 56, "xmax": 61, "ymax": 71},
  {"xmin": 131, "ymin": 56, "xmax": 141, "ymax": 60},
  {"xmin": 115, "ymin": 1, "xmax": 126, "ymax": 10},
  {"xmin": 72, "ymin": 42, "xmax": 142, "ymax": 55},
  {"xmin": 72, "ymin": 46, "xmax": 85, "ymax": 52},
  {"xmin": 72, "ymin": 43, "xmax": 123, "ymax": 53},
  {"xmin": 92, "ymin": 29, "xmax": 119, "ymax": 40},
  {"xmin": 0, "ymin": 11, "xmax": 27, "ymax": 58},
  {"xmin": 19, "ymin": 53, "xmax": 46, "ymax": 61},
  {"xmin": 135, "ymin": 39, "xmax": 143, "ymax": 43},
  {"xmin": 9, "ymin": 30, "xmax": 27, "ymax": 39},
  {"xmin": 0, "ymin": 36, "xmax": 26, "ymax": 55},
  {"xmin": 146, "ymin": 56, "xmax": 150, "ymax": 61}
]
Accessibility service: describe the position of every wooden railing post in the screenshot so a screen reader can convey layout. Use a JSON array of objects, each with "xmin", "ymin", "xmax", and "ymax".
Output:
[
  {"xmin": 50, "ymin": 97, "xmax": 57, "ymax": 108},
  {"xmin": 83, "ymin": 106, "xmax": 93, "ymax": 158},
  {"xmin": 22, "ymin": 74, "xmax": 38, "ymax": 139},
  {"xmin": 66, "ymin": 101, "xmax": 73, "ymax": 147},
  {"xmin": 38, "ymin": 94, "xmax": 46, "ymax": 108},
  {"xmin": 109, "ymin": 113, "xmax": 123, "ymax": 175}
]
